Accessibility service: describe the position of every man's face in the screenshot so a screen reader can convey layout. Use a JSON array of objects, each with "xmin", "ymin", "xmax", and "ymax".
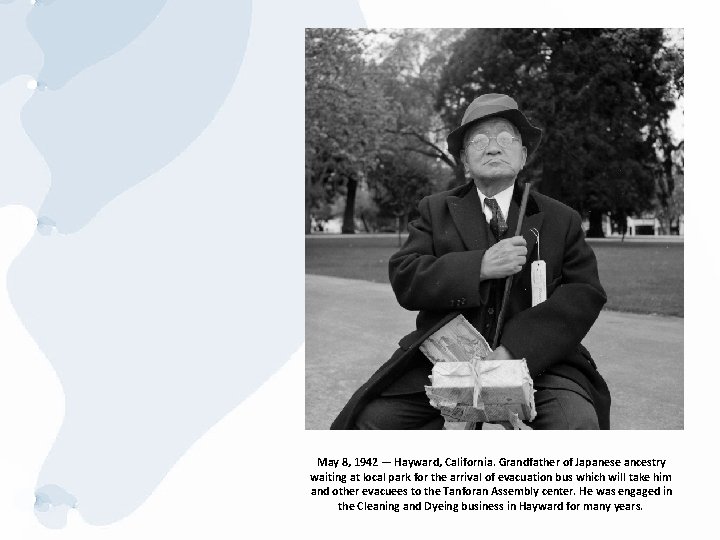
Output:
[{"xmin": 461, "ymin": 118, "xmax": 527, "ymax": 185}]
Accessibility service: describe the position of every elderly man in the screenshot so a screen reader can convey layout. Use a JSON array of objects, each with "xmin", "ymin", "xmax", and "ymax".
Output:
[{"xmin": 331, "ymin": 94, "xmax": 610, "ymax": 430}]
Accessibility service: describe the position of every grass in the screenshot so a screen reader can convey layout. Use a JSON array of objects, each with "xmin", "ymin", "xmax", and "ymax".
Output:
[{"xmin": 305, "ymin": 235, "xmax": 683, "ymax": 317}]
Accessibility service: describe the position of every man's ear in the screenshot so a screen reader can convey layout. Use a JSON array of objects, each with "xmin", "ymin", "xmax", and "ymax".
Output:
[{"xmin": 520, "ymin": 146, "xmax": 528, "ymax": 169}]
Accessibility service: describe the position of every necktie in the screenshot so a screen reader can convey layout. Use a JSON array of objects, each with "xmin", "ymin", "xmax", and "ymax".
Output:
[{"xmin": 484, "ymin": 197, "xmax": 508, "ymax": 239}]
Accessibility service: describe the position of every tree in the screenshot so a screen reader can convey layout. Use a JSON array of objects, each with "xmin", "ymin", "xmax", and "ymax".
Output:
[
  {"xmin": 366, "ymin": 151, "xmax": 437, "ymax": 233},
  {"xmin": 654, "ymin": 141, "xmax": 684, "ymax": 234},
  {"xmin": 305, "ymin": 29, "xmax": 394, "ymax": 233},
  {"xmin": 436, "ymin": 28, "xmax": 684, "ymax": 236},
  {"xmin": 376, "ymin": 29, "xmax": 466, "ymax": 187}
]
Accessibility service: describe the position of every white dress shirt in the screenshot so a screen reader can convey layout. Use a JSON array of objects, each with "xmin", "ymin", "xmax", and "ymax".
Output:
[{"xmin": 476, "ymin": 184, "xmax": 514, "ymax": 228}]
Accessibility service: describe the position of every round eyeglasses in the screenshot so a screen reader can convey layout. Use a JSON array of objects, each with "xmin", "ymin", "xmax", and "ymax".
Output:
[{"xmin": 466, "ymin": 131, "xmax": 520, "ymax": 152}]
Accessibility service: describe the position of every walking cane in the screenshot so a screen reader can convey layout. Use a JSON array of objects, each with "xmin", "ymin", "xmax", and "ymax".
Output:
[{"xmin": 492, "ymin": 181, "xmax": 533, "ymax": 349}]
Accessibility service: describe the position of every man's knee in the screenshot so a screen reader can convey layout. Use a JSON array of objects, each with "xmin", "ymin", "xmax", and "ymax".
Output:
[
  {"xmin": 530, "ymin": 388, "xmax": 599, "ymax": 430},
  {"xmin": 354, "ymin": 398, "xmax": 397, "ymax": 430}
]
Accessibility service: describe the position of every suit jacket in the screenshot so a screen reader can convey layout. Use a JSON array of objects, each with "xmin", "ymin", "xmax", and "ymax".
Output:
[{"xmin": 331, "ymin": 181, "xmax": 611, "ymax": 429}]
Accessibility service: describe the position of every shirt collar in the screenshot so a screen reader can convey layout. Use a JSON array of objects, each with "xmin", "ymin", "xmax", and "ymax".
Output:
[{"xmin": 476, "ymin": 183, "xmax": 514, "ymax": 222}]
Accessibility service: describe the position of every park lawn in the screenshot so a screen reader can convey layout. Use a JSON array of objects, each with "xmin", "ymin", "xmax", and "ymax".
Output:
[{"xmin": 305, "ymin": 236, "xmax": 683, "ymax": 317}]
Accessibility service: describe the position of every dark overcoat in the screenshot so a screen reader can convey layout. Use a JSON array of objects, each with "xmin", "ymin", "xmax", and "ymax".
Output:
[{"xmin": 331, "ymin": 181, "xmax": 611, "ymax": 429}]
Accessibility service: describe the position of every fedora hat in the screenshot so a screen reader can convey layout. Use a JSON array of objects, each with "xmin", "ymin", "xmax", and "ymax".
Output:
[{"xmin": 446, "ymin": 93, "xmax": 542, "ymax": 160}]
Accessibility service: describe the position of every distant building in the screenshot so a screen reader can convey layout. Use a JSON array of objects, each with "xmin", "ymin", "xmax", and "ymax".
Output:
[{"xmin": 583, "ymin": 213, "xmax": 684, "ymax": 237}]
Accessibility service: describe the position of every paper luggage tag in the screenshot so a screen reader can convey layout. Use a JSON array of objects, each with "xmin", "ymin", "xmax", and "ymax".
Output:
[
  {"xmin": 529, "ymin": 227, "xmax": 546, "ymax": 306},
  {"xmin": 531, "ymin": 260, "xmax": 546, "ymax": 306}
]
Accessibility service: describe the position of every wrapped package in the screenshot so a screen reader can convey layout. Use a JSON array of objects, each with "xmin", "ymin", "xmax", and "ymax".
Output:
[
  {"xmin": 434, "ymin": 402, "xmax": 487, "ymax": 423},
  {"xmin": 420, "ymin": 315, "xmax": 536, "ymax": 428},
  {"xmin": 425, "ymin": 361, "xmax": 475, "ymax": 403},
  {"xmin": 471, "ymin": 358, "xmax": 536, "ymax": 421}
]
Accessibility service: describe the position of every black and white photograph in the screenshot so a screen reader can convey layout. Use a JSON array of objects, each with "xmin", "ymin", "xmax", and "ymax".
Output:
[{"xmin": 306, "ymin": 28, "xmax": 684, "ymax": 430}]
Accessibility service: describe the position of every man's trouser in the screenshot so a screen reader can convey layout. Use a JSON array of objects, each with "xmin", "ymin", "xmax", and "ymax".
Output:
[{"xmin": 354, "ymin": 387, "xmax": 599, "ymax": 430}]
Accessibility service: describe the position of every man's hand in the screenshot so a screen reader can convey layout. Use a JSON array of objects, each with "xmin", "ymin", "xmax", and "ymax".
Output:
[
  {"xmin": 480, "ymin": 236, "xmax": 527, "ymax": 280},
  {"xmin": 485, "ymin": 345, "xmax": 514, "ymax": 361}
]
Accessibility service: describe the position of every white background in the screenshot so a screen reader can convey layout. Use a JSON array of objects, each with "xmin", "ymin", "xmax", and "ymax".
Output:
[{"xmin": 0, "ymin": 1, "xmax": 711, "ymax": 538}]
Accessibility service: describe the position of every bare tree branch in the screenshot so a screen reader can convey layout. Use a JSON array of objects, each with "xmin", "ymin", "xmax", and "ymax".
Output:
[
  {"xmin": 402, "ymin": 146, "xmax": 457, "ymax": 168},
  {"xmin": 388, "ymin": 128, "xmax": 457, "ymax": 167}
]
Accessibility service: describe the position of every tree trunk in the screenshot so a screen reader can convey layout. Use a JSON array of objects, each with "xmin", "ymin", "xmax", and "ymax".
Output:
[
  {"xmin": 659, "ymin": 216, "xmax": 670, "ymax": 236},
  {"xmin": 305, "ymin": 205, "xmax": 312, "ymax": 234},
  {"xmin": 360, "ymin": 212, "xmax": 371, "ymax": 233},
  {"xmin": 618, "ymin": 213, "xmax": 627, "ymax": 241},
  {"xmin": 342, "ymin": 177, "xmax": 357, "ymax": 234},
  {"xmin": 586, "ymin": 209, "xmax": 605, "ymax": 238},
  {"xmin": 305, "ymin": 171, "xmax": 312, "ymax": 234}
]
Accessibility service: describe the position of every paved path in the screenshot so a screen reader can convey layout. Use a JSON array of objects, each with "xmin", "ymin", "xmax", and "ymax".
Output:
[{"xmin": 306, "ymin": 274, "xmax": 683, "ymax": 430}]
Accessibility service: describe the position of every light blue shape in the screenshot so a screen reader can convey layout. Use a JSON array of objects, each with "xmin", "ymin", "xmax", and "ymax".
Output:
[
  {"xmin": 35, "ymin": 484, "xmax": 78, "ymax": 529},
  {"xmin": 0, "ymin": 1, "xmax": 43, "ymax": 87},
  {"xmin": 7, "ymin": 0, "xmax": 364, "ymax": 528},
  {"xmin": 23, "ymin": 0, "xmax": 251, "ymax": 234},
  {"xmin": 27, "ymin": 0, "xmax": 168, "ymax": 90},
  {"xmin": 0, "ymin": 76, "xmax": 50, "ymax": 212}
]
